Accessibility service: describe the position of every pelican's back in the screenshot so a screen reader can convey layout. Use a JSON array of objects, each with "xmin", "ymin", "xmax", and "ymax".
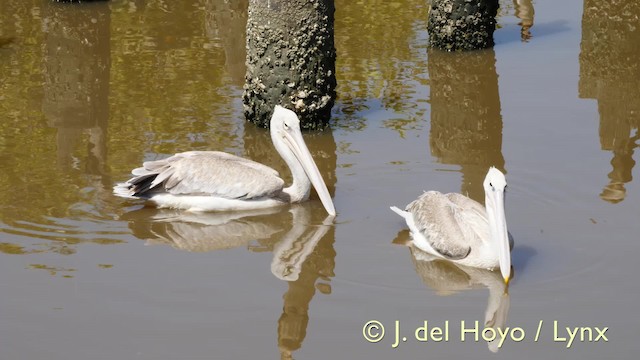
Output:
[
  {"xmin": 393, "ymin": 191, "xmax": 490, "ymax": 260},
  {"xmin": 114, "ymin": 151, "xmax": 285, "ymax": 200}
]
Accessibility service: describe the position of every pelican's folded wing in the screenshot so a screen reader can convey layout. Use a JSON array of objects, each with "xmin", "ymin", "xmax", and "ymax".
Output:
[
  {"xmin": 124, "ymin": 151, "xmax": 285, "ymax": 199},
  {"xmin": 444, "ymin": 192, "xmax": 491, "ymax": 244},
  {"xmin": 406, "ymin": 191, "xmax": 472, "ymax": 260}
]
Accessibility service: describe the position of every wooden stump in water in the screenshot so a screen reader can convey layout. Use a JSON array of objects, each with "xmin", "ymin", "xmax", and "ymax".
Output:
[
  {"xmin": 243, "ymin": 0, "xmax": 337, "ymax": 130},
  {"xmin": 428, "ymin": 0, "xmax": 499, "ymax": 51}
]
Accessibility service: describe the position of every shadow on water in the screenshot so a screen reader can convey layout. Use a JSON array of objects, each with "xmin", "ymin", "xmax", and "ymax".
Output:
[
  {"xmin": 427, "ymin": 48, "xmax": 505, "ymax": 203},
  {"xmin": 392, "ymin": 230, "xmax": 511, "ymax": 353},
  {"xmin": 120, "ymin": 203, "xmax": 336, "ymax": 360},
  {"xmin": 579, "ymin": 0, "xmax": 640, "ymax": 204}
]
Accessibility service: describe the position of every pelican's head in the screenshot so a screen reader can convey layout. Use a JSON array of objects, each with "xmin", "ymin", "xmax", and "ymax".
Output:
[
  {"xmin": 271, "ymin": 105, "xmax": 302, "ymax": 133},
  {"xmin": 483, "ymin": 167, "xmax": 507, "ymax": 192},
  {"xmin": 482, "ymin": 167, "xmax": 511, "ymax": 285},
  {"xmin": 270, "ymin": 106, "xmax": 336, "ymax": 216}
]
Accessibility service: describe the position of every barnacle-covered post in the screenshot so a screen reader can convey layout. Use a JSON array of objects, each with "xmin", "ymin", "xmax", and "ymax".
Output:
[
  {"xmin": 243, "ymin": 0, "xmax": 337, "ymax": 130},
  {"xmin": 428, "ymin": 0, "xmax": 499, "ymax": 51}
]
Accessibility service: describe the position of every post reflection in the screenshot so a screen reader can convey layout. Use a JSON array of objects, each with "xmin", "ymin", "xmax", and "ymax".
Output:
[
  {"xmin": 579, "ymin": 1, "xmax": 640, "ymax": 204},
  {"xmin": 394, "ymin": 231, "xmax": 511, "ymax": 353},
  {"xmin": 0, "ymin": 2, "xmax": 117, "ymax": 257},
  {"xmin": 42, "ymin": 1, "xmax": 111, "ymax": 188},
  {"xmin": 203, "ymin": 0, "xmax": 248, "ymax": 86},
  {"xmin": 428, "ymin": 48, "xmax": 505, "ymax": 203}
]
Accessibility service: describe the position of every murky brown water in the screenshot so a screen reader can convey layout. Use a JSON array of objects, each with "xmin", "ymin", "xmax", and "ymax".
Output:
[{"xmin": 1, "ymin": 0, "xmax": 639, "ymax": 359}]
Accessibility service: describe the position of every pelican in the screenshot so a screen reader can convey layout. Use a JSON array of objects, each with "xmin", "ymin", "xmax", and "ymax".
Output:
[
  {"xmin": 114, "ymin": 106, "xmax": 336, "ymax": 215},
  {"xmin": 390, "ymin": 167, "xmax": 512, "ymax": 284}
]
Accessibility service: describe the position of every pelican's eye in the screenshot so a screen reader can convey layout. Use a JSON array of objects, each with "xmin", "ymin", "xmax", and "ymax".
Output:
[{"xmin": 283, "ymin": 122, "xmax": 290, "ymax": 130}]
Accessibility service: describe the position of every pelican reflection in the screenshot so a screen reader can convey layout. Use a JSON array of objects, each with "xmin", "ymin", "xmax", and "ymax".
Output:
[
  {"xmin": 123, "ymin": 207, "xmax": 287, "ymax": 252},
  {"xmin": 394, "ymin": 231, "xmax": 511, "ymax": 353},
  {"xmin": 271, "ymin": 207, "xmax": 335, "ymax": 281},
  {"xmin": 122, "ymin": 204, "xmax": 336, "ymax": 360},
  {"xmin": 271, "ymin": 206, "xmax": 336, "ymax": 360}
]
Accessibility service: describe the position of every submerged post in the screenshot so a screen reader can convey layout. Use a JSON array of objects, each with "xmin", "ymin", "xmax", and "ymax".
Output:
[
  {"xmin": 243, "ymin": 0, "xmax": 337, "ymax": 130},
  {"xmin": 428, "ymin": 0, "xmax": 499, "ymax": 51}
]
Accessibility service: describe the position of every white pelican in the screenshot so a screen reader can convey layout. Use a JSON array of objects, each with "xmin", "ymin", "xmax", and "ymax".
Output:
[
  {"xmin": 390, "ymin": 167, "xmax": 512, "ymax": 284},
  {"xmin": 114, "ymin": 106, "xmax": 336, "ymax": 215}
]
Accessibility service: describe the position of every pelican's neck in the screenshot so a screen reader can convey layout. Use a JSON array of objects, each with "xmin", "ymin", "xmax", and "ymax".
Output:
[
  {"xmin": 272, "ymin": 132, "xmax": 311, "ymax": 203},
  {"xmin": 282, "ymin": 155, "xmax": 311, "ymax": 203}
]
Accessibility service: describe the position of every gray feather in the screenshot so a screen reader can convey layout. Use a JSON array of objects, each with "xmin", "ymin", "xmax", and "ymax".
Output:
[
  {"xmin": 120, "ymin": 151, "xmax": 285, "ymax": 199},
  {"xmin": 406, "ymin": 191, "xmax": 476, "ymax": 260}
]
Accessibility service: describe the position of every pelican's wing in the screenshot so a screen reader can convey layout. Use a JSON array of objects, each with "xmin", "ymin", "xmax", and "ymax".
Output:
[
  {"xmin": 445, "ymin": 192, "xmax": 492, "ymax": 243},
  {"xmin": 445, "ymin": 193, "xmax": 486, "ymax": 217},
  {"xmin": 446, "ymin": 193, "xmax": 514, "ymax": 250},
  {"xmin": 120, "ymin": 151, "xmax": 285, "ymax": 199},
  {"xmin": 405, "ymin": 191, "xmax": 473, "ymax": 260}
]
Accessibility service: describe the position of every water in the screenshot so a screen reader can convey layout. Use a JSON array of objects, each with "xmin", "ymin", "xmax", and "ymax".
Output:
[{"xmin": 1, "ymin": 0, "xmax": 639, "ymax": 359}]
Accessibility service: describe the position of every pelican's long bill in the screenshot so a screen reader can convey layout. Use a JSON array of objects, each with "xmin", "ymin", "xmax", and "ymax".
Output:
[
  {"xmin": 486, "ymin": 188, "xmax": 511, "ymax": 284},
  {"xmin": 282, "ymin": 129, "xmax": 336, "ymax": 216}
]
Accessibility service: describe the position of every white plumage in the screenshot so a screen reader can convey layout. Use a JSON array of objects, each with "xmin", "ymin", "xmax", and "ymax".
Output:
[
  {"xmin": 391, "ymin": 167, "xmax": 513, "ymax": 283},
  {"xmin": 114, "ymin": 106, "xmax": 336, "ymax": 215}
]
